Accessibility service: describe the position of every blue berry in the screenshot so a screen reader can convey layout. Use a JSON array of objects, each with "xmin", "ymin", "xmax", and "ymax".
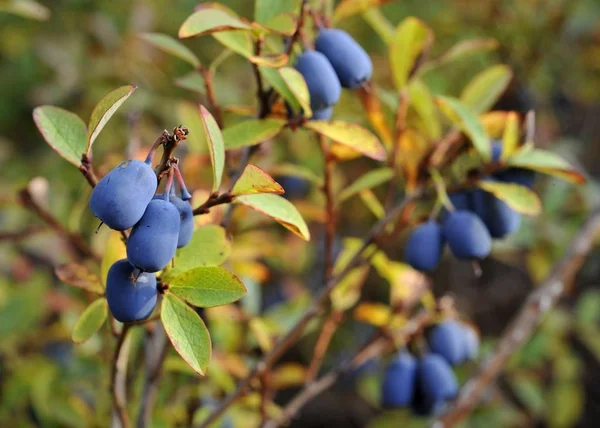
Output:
[
  {"xmin": 127, "ymin": 198, "xmax": 180, "ymax": 272},
  {"xmin": 428, "ymin": 320, "xmax": 467, "ymax": 366},
  {"xmin": 89, "ymin": 160, "xmax": 157, "ymax": 230},
  {"xmin": 462, "ymin": 324, "xmax": 479, "ymax": 361},
  {"xmin": 413, "ymin": 354, "xmax": 458, "ymax": 415},
  {"xmin": 381, "ymin": 351, "xmax": 417, "ymax": 408},
  {"xmin": 496, "ymin": 168, "xmax": 536, "ymax": 188},
  {"xmin": 315, "ymin": 29, "xmax": 373, "ymax": 89},
  {"xmin": 106, "ymin": 259, "xmax": 157, "ymax": 323},
  {"xmin": 404, "ymin": 221, "xmax": 445, "ymax": 272},
  {"xmin": 168, "ymin": 195, "xmax": 194, "ymax": 248},
  {"xmin": 472, "ymin": 188, "xmax": 521, "ymax": 238},
  {"xmin": 442, "ymin": 210, "xmax": 492, "ymax": 260},
  {"xmin": 311, "ymin": 106, "xmax": 334, "ymax": 121},
  {"xmin": 294, "ymin": 50, "xmax": 341, "ymax": 111}
]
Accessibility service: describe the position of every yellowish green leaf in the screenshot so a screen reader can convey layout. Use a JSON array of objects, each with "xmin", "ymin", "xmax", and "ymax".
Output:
[
  {"xmin": 333, "ymin": 0, "xmax": 394, "ymax": 23},
  {"xmin": 270, "ymin": 163, "xmax": 323, "ymax": 186},
  {"xmin": 339, "ymin": 168, "xmax": 394, "ymax": 203},
  {"xmin": 478, "ymin": 181, "xmax": 541, "ymax": 216},
  {"xmin": 71, "ymin": 298, "xmax": 107, "ymax": 344},
  {"xmin": 408, "ymin": 79, "xmax": 441, "ymax": 139},
  {"xmin": 255, "ymin": 0, "xmax": 299, "ymax": 25},
  {"xmin": 508, "ymin": 148, "xmax": 586, "ymax": 184},
  {"xmin": 353, "ymin": 302, "xmax": 391, "ymax": 327},
  {"xmin": 169, "ymin": 266, "xmax": 247, "ymax": 308},
  {"xmin": 249, "ymin": 53, "xmax": 289, "ymax": 68},
  {"xmin": 174, "ymin": 71, "xmax": 206, "ymax": 94},
  {"xmin": 501, "ymin": 112, "xmax": 520, "ymax": 159},
  {"xmin": 262, "ymin": 67, "xmax": 312, "ymax": 116},
  {"xmin": 140, "ymin": 33, "xmax": 200, "ymax": 67},
  {"xmin": 232, "ymin": 164, "xmax": 284, "ymax": 196},
  {"xmin": 200, "ymin": 105, "xmax": 225, "ymax": 192},
  {"xmin": 236, "ymin": 193, "xmax": 310, "ymax": 240},
  {"xmin": 161, "ymin": 293, "xmax": 211, "ymax": 375},
  {"xmin": 397, "ymin": 128, "xmax": 430, "ymax": 191},
  {"xmin": 87, "ymin": 85, "xmax": 136, "ymax": 152},
  {"xmin": 389, "ymin": 17, "xmax": 434, "ymax": 89},
  {"xmin": 213, "ymin": 31, "xmax": 254, "ymax": 58},
  {"xmin": 461, "ymin": 65, "xmax": 513, "ymax": 114},
  {"xmin": 179, "ymin": 8, "xmax": 250, "ymax": 38},
  {"xmin": 222, "ymin": 119, "xmax": 286, "ymax": 150},
  {"xmin": 304, "ymin": 121, "xmax": 387, "ymax": 161},
  {"xmin": 361, "ymin": 7, "xmax": 394, "ymax": 44},
  {"xmin": 55, "ymin": 262, "xmax": 104, "ymax": 294},
  {"xmin": 357, "ymin": 85, "xmax": 393, "ymax": 149}
]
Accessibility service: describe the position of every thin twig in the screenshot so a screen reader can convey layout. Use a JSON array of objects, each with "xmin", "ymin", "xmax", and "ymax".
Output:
[
  {"xmin": 192, "ymin": 192, "xmax": 233, "ymax": 216},
  {"xmin": 198, "ymin": 65, "xmax": 224, "ymax": 129},
  {"xmin": 304, "ymin": 310, "xmax": 344, "ymax": 383},
  {"xmin": 137, "ymin": 325, "xmax": 169, "ymax": 428},
  {"xmin": 79, "ymin": 153, "xmax": 99, "ymax": 187},
  {"xmin": 434, "ymin": 210, "xmax": 600, "ymax": 427},
  {"xmin": 111, "ymin": 324, "xmax": 132, "ymax": 428},
  {"xmin": 18, "ymin": 188, "xmax": 98, "ymax": 261},
  {"xmin": 386, "ymin": 88, "xmax": 410, "ymax": 208}
]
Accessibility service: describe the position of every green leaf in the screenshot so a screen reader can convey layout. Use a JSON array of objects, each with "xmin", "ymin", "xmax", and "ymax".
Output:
[
  {"xmin": 179, "ymin": 8, "xmax": 251, "ymax": 38},
  {"xmin": 162, "ymin": 225, "xmax": 231, "ymax": 281},
  {"xmin": 236, "ymin": 193, "xmax": 310, "ymax": 240},
  {"xmin": 477, "ymin": 181, "xmax": 542, "ymax": 216},
  {"xmin": 270, "ymin": 163, "xmax": 323, "ymax": 186},
  {"xmin": 55, "ymin": 262, "xmax": 104, "ymax": 294},
  {"xmin": 436, "ymin": 95, "xmax": 490, "ymax": 160},
  {"xmin": 175, "ymin": 71, "xmax": 206, "ymax": 94},
  {"xmin": 361, "ymin": 8, "xmax": 394, "ymax": 44},
  {"xmin": 71, "ymin": 298, "xmax": 108, "ymax": 344},
  {"xmin": 339, "ymin": 168, "xmax": 394, "ymax": 203},
  {"xmin": 140, "ymin": 33, "xmax": 200, "ymax": 67},
  {"xmin": 213, "ymin": 31, "xmax": 254, "ymax": 58},
  {"xmin": 33, "ymin": 106, "xmax": 87, "ymax": 167},
  {"xmin": 223, "ymin": 119, "xmax": 286, "ymax": 150},
  {"xmin": 423, "ymin": 38, "xmax": 499, "ymax": 72},
  {"xmin": 304, "ymin": 121, "xmax": 387, "ymax": 161},
  {"xmin": 177, "ymin": 101, "xmax": 207, "ymax": 154},
  {"xmin": 0, "ymin": 0, "xmax": 50, "ymax": 21},
  {"xmin": 507, "ymin": 148, "xmax": 586, "ymax": 184},
  {"xmin": 258, "ymin": 14, "xmax": 297, "ymax": 36},
  {"xmin": 231, "ymin": 164, "xmax": 284, "ymax": 196},
  {"xmin": 169, "ymin": 266, "xmax": 247, "ymax": 308},
  {"xmin": 389, "ymin": 17, "xmax": 433, "ymax": 90},
  {"xmin": 333, "ymin": 0, "xmax": 383, "ymax": 23},
  {"xmin": 161, "ymin": 294, "xmax": 211, "ymax": 376},
  {"xmin": 461, "ymin": 65, "xmax": 513, "ymax": 114},
  {"xmin": 87, "ymin": 85, "xmax": 136, "ymax": 152},
  {"xmin": 255, "ymin": 0, "xmax": 299, "ymax": 25},
  {"xmin": 501, "ymin": 111, "xmax": 520, "ymax": 159},
  {"xmin": 261, "ymin": 67, "xmax": 311, "ymax": 116},
  {"xmin": 199, "ymin": 105, "xmax": 225, "ymax": 192}
]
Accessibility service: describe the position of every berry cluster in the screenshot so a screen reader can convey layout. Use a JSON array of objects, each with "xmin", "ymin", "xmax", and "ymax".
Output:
[
  {"xmin": 90, "ymin": 146, "xmax": 194, "ymax": 323},
  {"xmin": 405, "ymin": 141, "xmax": 536, "ymax": 271},
  {"xmin": 294, "ymin": 28, "xmax": 373, "ymax": 120},
  {"xmin": 382, "ymin": 320, "xmax": 479, "ymax": 415}
]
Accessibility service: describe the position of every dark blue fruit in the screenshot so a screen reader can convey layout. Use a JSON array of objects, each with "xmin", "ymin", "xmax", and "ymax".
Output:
[
  {"xmin": 315, "ymin": 29, "xmax": 373, "ymax": 89},
  {"xmin": 442, "ymin": 210, "xmax": 492, "ymax": 259},
  {"xmin": 106, "ymin": 259, "xmax": 157, "ymax": 322},
  {"xmin": 413, "ymin": 354, "xmax": 458, "ymax": 415},
  {"xmin": 127, "ymin": 198, "xmax": 180, "ymax": 272},
  {"xmin": 462, "ymin": 324, "xmax": 479, "ymax": 361},
  {"xmin": 170, "ymin": 195, "xmax": 194, "ymax": 248},
  {"xmin": 491, "ymin": 140, "xmax": 503, "ymax": 163},
  {"xmin": 404, "ymin": 221, "xmax": 445, "ymax": 272},
  {"xmin": 90, "ymin": 160, "xmax": 157, "ymax": 230},
  {"xmin": 381, "ymin": 351, "xmax": 417, "ymax": 408},
  {"xmin": 278, "ymin": 176, "xmax": 311, "ymax": 200},
  {"xmin": 472, "ymin": 188, "xmax": 521, "ymax": 238},
  {"xmin": 294, "ymin": 50, "xmax": 341, "ymax": 111},
  {"xmin": 428, "ymin": 320, "xmax": 467, "ymax": 366},
  {"xmin": 311, "ymin": 106, "xmax": 333, "ymax": 121},
  {"xmin": 496, "ymin": 167, "xmax": 536, "ymax": 188}
]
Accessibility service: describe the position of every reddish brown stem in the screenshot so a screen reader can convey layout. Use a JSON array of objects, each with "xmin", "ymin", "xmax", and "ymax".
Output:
[
  {"xmin": 305, "ymin": 310, "xmax": 344, "ymax": 383},
  {"xmin": 198, "ymin": 65, "xmax": 223, "ymax": 129},
  {"xmin": 192, "ymin": 192, "xmax": 233, "ymax": 216}
]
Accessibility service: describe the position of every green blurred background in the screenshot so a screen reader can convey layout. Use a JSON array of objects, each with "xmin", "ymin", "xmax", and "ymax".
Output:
[{"xmin": 1, "ymin": 0, "xmax": 600, "ymax": 426}]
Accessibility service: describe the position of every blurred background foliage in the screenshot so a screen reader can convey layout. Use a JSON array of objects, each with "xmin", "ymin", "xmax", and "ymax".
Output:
[{"xmin": 1, "ymin": 0, "xmax": 600, "ymax": 427}]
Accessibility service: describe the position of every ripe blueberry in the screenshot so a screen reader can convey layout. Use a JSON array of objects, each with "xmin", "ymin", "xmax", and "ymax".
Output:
[
  {"xmin": 169, "ymin": 195, "xmax": 194, "ymax": 248},
  {"xmin": 381, "ymin": 351, "xmax": 417, "ymax": 408},
  {"xmin": 413, "ymin": 354, "xmax": 458, "ymax": 415},
  {"xmin": 315, "ymin": 29, "xmax": 373, "ymax": 89},
  {"xmin": 428, "ymin": 320, "xmax": 467, "ymax": 366},
  {"xmin": 89, "ymin": 159, "xmax": 157, "ymax": 230},
  {"xmin": 442, "ymin": 210, "xmax": 492, "ymax": 259},
  {"xmin": 472, "ymin": 188, "xmax": 521, "ymax": 238},
  {"xmin": 462, "ymin": 324, "xmax": 479, "ymax": 361},
  {"xmin": 294, "ymin": 50, "xmax": 342, "ymax": 111},
  {"xmin": 106, "ymin": 259, "xmax": 157, "ymax": 323},
  {"xmin": 496, "ymin": 167, "xmax": 536, "ymax": 188},
  {"xmin": 404, "ymin": 221, "xmax": 445, "ymax": 272},
  {"xmin": 127, "ymin": 197, "xmax": 180, "ymax": 272},
  {"xmin": 311, "ymin": 106, "xmax": 334, "ymax": 121}
]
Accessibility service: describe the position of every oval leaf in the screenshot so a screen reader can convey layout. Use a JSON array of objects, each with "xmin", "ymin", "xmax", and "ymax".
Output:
[
  {"xmin": 304, "ymin": 121, "xmax": 387, "ymax": 161},
  {"xmin": 389, "ymin": 17, "xmax": 434, "ymax": 90},
  {"xmin": 333, "ymin": 0, "xmax": 382, "ymax": 23},
  {"xmin": 140, "ymin": 33, "xmax": 200, "ymax": 67},
  {"xmin": 223, "ymin": 119, "xmax": 286, "ymax": 150},
  {"xmin": 55, "ymin": 262, "xmax": 104, "ymax": 294},
  {"xmin": 71, "ymin": 298, "xmax": 108, "ymax": 344},
  {"xmin": 408, "ymin": 79, "xmax": 441, "ymax": 139},
  {"xmin": 33, "ymin": 106, "xmax": 87, "ymax": 167},
  {"xmin": 213, "ymin": 31, "xmax": 254, "ymax": 58},
  {"xmin": 249, "ymin": 53, "xmax": 289, "ymax": 68},
  {"xmin": 339, "ymin": 168, "xmax": 394, "ymax": 203},
  {"xmin": 175, "ymin": 71, "xmax": 206, "ymax": 94},
  {"xmin": 424, "ymin": 38, "xmax": 499, "ymax": 72},
  {"xmin": 501, "ymin": 111, "xmax": 520, "ymax": 159},
  {"xmin": 179, "ymin": 8, "xmax": 250, "ymax": 38},
  {"xmin": 255, "ymin": 0, "xmax": 299, "ymax": 25},
  {"xmin": 199, "ymin": 105, "xmax": 225, "ymax": 192},
  {"xmin": 261, "ymin": 67, "xmax": 311, "ymax": 117},
  {"xmin": 436, "ymin": 95, "xmax": 490, "ymax": 160},
  {"xmin": 162, "ymin": 225, "xmax": 232, "ymax": 281},
  {"xmin": 357, "ymin": 84, "xmax": 393, "ymax": 148},
  {"xmin": 508, "ymin": 148, "xmax": 586, "ymax": 184},
  {"xmin": 161, "ymin": 294, "xmax": 211, "ymax": 376},
  {"xmin": 236, "ymin": 193, "xmax": 310, "ymax": 240},
  {"xmin": 477, "ymin": 180, "xmax": 541, "ymax": 216},
  {"xmin": 87, "ymin": 85, "xmax": 136, "ymax": 152},
  {"xmin": 232, "ymin": 164, "xmax": 284, "ymax": 196},
  {"xmin": 460, "ymin": 65, "xmax": 513, "ymax": 114},
  {"xmin": 169, "ymin": 266, "xmax": 247, "ymax": 308}
]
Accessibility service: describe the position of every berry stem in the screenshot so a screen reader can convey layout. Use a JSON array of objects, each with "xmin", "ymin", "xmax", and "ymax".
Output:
[{"xmin": 174, "ymin": 164, "xmax": 192, "ymax": 200}]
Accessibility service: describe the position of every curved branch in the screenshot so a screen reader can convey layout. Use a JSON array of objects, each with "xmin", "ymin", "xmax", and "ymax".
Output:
[{"xmin": 434, "ymin": 209, "xmax": 600, "ymax": 427}]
